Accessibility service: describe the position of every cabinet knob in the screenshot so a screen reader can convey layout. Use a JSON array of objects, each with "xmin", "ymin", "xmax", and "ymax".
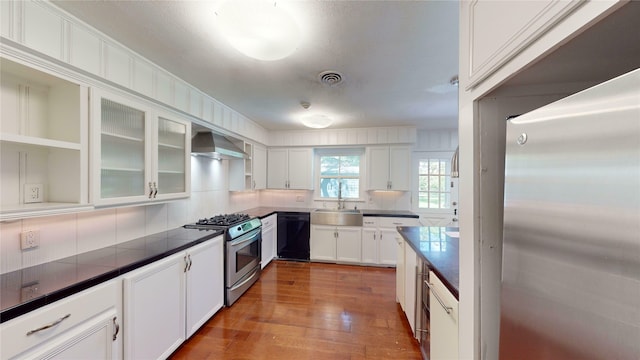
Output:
[{"xmin": 148, "ymin": 182, "xmax": 154, "ymax": 198}]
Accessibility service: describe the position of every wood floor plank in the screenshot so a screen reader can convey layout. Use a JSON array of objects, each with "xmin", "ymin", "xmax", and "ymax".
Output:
[{"xmin": 170, "ymin": 261, "xmax": 422, "ymax": 359}]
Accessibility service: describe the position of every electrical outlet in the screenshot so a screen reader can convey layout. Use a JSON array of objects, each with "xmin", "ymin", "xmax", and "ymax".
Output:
[
  {"xmin": 20, "ymin": 230, "xmax": 40, "ymax": 250},
  {"xmin": 24, "ymin": 184, "xmax": 43, "ymax": 203}
]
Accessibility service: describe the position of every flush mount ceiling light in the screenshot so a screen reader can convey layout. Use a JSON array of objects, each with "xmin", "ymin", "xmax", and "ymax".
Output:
[
  {"xmin": 301, "ymin": 114, "xmax": 333, "ymax": 129},
  {"xmin": 215, "ymin": 1, "xmax": 300, "ymax": 61}
]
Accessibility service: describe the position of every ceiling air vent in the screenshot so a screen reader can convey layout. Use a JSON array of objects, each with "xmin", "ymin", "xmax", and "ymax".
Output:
[{"xmin": 318, "ymin": 71, "xmax": 343, "ymax": 86}]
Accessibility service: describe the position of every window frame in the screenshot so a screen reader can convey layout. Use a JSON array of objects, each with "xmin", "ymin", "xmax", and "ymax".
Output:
[{"xmin": 314, "ymin": 148, "xmax": 365, "ymax": 202}]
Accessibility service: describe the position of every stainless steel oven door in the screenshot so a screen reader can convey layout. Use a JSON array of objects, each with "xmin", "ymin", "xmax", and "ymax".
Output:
[{"xmin": 226, "ymin": 227, "xmax": 261, "ymax": 287}]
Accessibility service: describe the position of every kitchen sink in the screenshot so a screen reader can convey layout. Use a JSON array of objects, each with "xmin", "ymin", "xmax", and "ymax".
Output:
[{"xmin": 311, "ymin": 209, "xmax": 363, "ymax": 226}]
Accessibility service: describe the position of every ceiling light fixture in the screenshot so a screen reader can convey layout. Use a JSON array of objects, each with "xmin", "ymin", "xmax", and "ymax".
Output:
[
  {"xmin": 301, "ymin": 114, "xmax": 333, "ymax": 129},
  {"xmin": 298, "ymin": 101, "xmax": 333, "ymax": 129},
  {"xmin": 215, "ymin": 0, "xmax": 300, "ymax": 61}
]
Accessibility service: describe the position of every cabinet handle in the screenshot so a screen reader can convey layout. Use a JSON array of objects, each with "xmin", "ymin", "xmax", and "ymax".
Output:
[
  {"xmin": 425, "ymin": 281, "xmax": 453, "ymax": 314},
  {"xmin": 184, "ymin": 255, "xmax": 189, "ymax": 272},
  {"xmin": 187, "ymin": 254, "xmax": 193, "ymax": 271},
  {"xmin": 153, "ymin": 182, "xmax": 158, "ymax": 198},
  {"xmin": 112, "ymin": 316, "xmax": 120, "ymax": 341},
  {"xmin": 373, "ymin": 233, "xmax": 376, "ymax": 240},
  {"xmin": 148, "ymin": 182, "xmax": 154, "ymax": 198},
  {"xmin": 253, "ymin": 180, "xmax": 256, "ymax": 189},
  {"xmin": 26, "ymin": 314, "xmax": 71, "ymax": 335}
]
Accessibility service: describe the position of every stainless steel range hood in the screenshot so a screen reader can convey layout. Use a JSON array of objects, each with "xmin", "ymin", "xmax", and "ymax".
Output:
[{"xmin": 191, "ymin": 131, "xmax": 249, "ymax": 159}]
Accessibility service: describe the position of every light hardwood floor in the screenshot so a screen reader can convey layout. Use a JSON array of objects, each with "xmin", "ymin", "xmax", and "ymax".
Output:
[{"xmin": 170, "ymin": 261, "xmax": 422, "ymax": 359}]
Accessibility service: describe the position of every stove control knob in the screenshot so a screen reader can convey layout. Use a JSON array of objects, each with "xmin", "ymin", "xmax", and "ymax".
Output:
[{"xmin": 237, "ymin": 226, "xmax": 242, "ymax": 231}]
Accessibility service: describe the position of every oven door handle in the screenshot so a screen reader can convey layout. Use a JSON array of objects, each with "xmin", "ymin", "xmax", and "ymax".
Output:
[
  {"xmin": 228, "ymin": 228, "xmax": 261, "ymax": 248},
  {"xmin": 229, "ymin": 269, "xmax": 259, "ymax": 291}
]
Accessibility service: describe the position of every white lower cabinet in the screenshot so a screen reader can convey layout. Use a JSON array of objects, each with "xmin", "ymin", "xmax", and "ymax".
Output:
[
  {"xmin": 429, "ymin": 270, "xmax": 459, "ymax": 360},
  {"xmin": 362, "ymin": 217, "xmax": 420, "ymax": 266},
  {"xmin": 0, "ymin": 280, "xmax": 121, "ymax": 360},
  {"xmin": 261, "ymin": 214, "xmax": 277, "ymax": 268},
  {"xmin": 123, "ymin": 236, "xmax": 223, "ymax": 360},
  {"xmin": 311, "ymin": 225, "xmax": 362, "ymax": 263}
]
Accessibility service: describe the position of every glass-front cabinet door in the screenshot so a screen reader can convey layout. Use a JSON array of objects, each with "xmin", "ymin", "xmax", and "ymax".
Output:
[
  {"xmin": 91, "ymin": 89, "xmax": 190, "ymax": 206},
  {"xmin": 99, "ymin": 97, "xmax": 149, "ymax": 201},
  {"xmin": 155, "ymin": 114, "xmax": 189, "ymax": 199}
]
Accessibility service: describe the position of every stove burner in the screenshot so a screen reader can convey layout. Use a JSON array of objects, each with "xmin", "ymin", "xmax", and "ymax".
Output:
[{"xmin": 196, "ymin": 213, "xmax": 251, "ymax": 227}]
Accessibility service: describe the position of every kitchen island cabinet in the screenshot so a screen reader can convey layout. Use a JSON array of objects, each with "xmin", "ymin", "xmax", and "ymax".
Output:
[
  {"xmin": 429, "ymin": 270, "xmax": 459, "ymax": 360},
  {"xmin": 90, "ymin": 88, "xmax": 190, "ymax": 207},
  {"xmin": 0, "ymin": 280, "xmax": 121, "ymax": 360},
  {"xmin": 123, "ymin": 236, "xmax": 223, "ymax": 360}
]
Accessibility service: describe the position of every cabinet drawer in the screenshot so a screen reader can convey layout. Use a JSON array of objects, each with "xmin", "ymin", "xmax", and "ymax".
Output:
[
  {"xmin": 379, "ymin": 217, "xmax": 420, "ymax": 228},
  {"xmin": 0, "ymin": 280, "xmax": 119, "ymax": 359}
]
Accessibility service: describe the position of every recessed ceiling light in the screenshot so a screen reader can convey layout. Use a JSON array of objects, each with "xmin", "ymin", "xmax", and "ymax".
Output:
[{"xmin": 215, "ymin": 1, "xmax": 300, "ymax": 61}]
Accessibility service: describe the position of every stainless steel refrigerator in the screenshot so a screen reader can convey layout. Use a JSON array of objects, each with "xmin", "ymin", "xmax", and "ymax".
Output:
[{"xmin": 500, "ymin": 68, "xmax": 640, "ymax": 359}]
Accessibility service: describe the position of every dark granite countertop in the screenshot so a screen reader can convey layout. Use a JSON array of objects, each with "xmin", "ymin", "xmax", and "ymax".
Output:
[
  {"xmin": 242, "ymin": 207, "xmax": 418, "ymax": 219},
  {"xmin": 0, "ymin": 227, "xmax": 223, "ymax": 324},
  {"xmin": 398, "ymin": 226, "xmax": 459, "ymax": 299}
]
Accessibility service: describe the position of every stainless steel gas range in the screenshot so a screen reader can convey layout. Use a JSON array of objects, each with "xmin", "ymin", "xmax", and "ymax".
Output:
[{"xmin": 184, "ymin": 214, "xmax": 262, "ymax": 306}]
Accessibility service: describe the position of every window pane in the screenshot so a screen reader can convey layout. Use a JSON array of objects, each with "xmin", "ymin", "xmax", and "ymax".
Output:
[
  {"xmin": 429, "ymin": 176, "xmax": 440, "ymax": 191},
  {"xmin": 418, "ymin": 193, "xmax": 429, "ymax": 208},
  {"xmin": 341, "ymin": 178, "xmax": 359, "ymax": 198},
  {"xmin": 440, "ymin": 175, "xmax": 447, "ymax": 190},
  {"xmin": 419, "ymin": 175, "xmax": 428, "ymax": 191},
  {"xmin": 440, "ymin": 193, "xmax": 450, "ymax": 208},
  {"xmin": 429, "ymin": 193, "xmax": 440, "ymax": 208},
  {"xmin": 419, "ymin": 160, "xmax": 429, "ymax": 174},
  {"xmin": 320, "ymin": 156, "xmax": 340, "ymax": 175},
  {"xmin": 429, "ymin": 160, "xmax": 440, "ymax": 174},
  {"xmin": 319, "ymin": 178, "xmax": 340, "ymax": 198},
  {"xmin": 340, "ymin": 156, "xmax": 360, "ymax": 176}
]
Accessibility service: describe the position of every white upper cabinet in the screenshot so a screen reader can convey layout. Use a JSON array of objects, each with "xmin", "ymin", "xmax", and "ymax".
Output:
[
  {"xmin": 267, "ymin": 148, "xmax": 313, "ymax": 190},
  {"xmin": 367, "ymin": 146, "xmax": 411, "ymax": 191},
  {"xmin": 0, "ymin": 56, "xmax": 89, "ymax": 220},
  {"xmin": 90, "ymin": 88, "xmax": 190, "ymax": 206},
  {"xmin": 252, "ymin": 144, "xmax": 267, "ymax": 190},
  {"xmin": 230, "ymin": 141, "xmax": 267, "ymax": 191},
  {"xmin": 462, "ymin": 0, "xmax": 622, "ymax": 90}
]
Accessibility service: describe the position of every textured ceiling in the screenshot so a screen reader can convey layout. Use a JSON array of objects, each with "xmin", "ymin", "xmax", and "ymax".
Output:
[{"xmin": 53, "ymin": 0, "xmax": 459, "ymax": 131}]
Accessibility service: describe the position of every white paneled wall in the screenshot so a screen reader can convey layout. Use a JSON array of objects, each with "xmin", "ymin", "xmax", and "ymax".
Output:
[
  {"xmin": 416, "ymin": 129, "xmax": 458, "ymax": 151},
  {"xmin": 269, "ymin": 126, "xmax": 417, "ymax": 147}
]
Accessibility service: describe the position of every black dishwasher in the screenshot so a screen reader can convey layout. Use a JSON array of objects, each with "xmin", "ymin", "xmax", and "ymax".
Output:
[{"xmin": 277, "ymin": 212, "xmax": 310, "ymax": 261}]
